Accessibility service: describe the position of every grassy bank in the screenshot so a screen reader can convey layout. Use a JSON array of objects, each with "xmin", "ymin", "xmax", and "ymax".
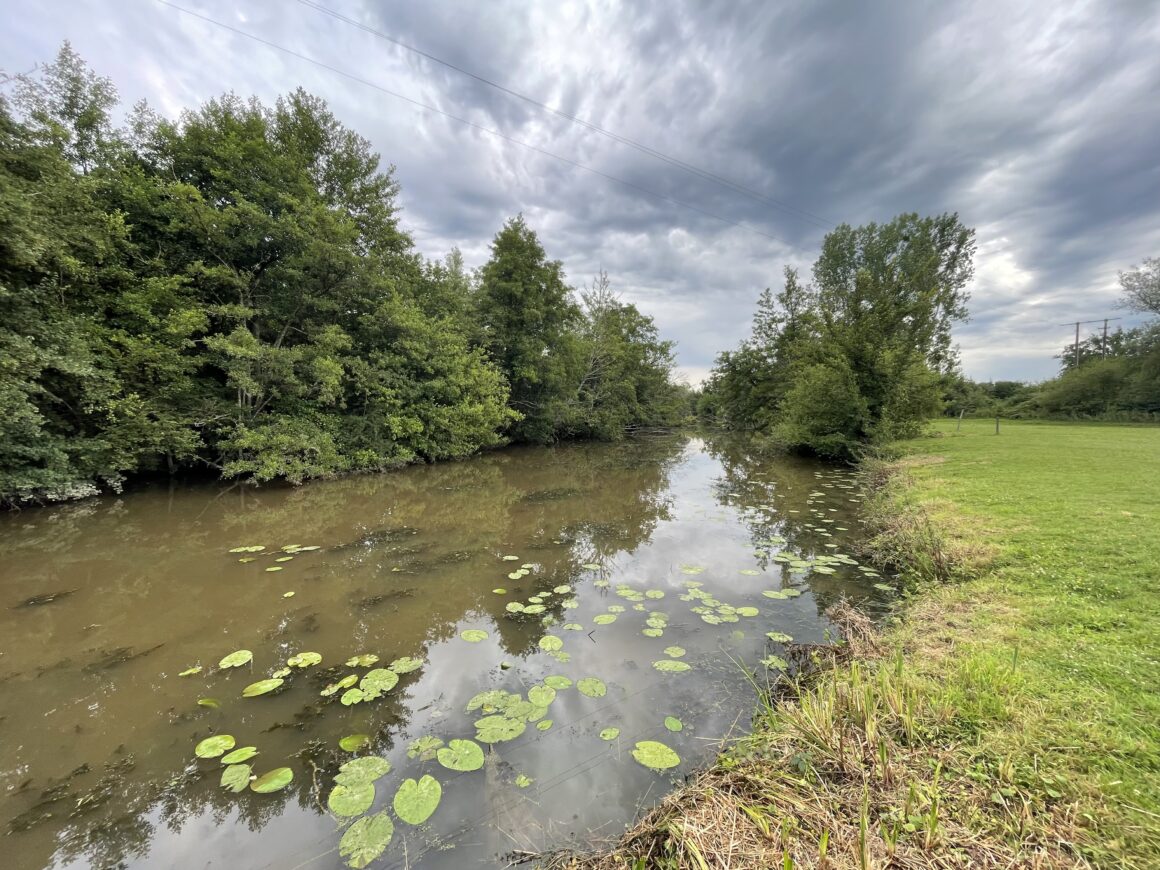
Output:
[{"xmin": 546, "ymin": 419, "xmax": 1159, "ymax": 869}]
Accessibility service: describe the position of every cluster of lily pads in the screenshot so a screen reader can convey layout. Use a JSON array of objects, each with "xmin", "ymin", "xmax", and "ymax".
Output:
[{"xmin": 227, "ymin": 542, "xmax": 321, "ymax": 574}]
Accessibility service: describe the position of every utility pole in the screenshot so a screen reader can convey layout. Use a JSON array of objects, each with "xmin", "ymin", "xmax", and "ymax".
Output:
[
  {"xmin": 1102, "ymin": 318, "xmax": 1109, "ymax": 358},
  {"xmin": 1060, "ymin": 318, "xmax": 1122, "ymax": 368}
]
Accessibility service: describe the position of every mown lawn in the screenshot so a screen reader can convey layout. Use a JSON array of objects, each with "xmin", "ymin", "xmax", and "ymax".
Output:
[{"xmin": 886, "ymin": 418, "xmax": 1160, "ymax": 866}]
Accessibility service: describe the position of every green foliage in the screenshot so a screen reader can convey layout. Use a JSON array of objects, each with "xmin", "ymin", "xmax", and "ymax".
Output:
[
  {"xmin": 704, "ymin": 214, "xmax": 975, "ymax": 457},
  {"xmin": 0, "ymin": 46, "xmax": 683, "ymax": 505}
]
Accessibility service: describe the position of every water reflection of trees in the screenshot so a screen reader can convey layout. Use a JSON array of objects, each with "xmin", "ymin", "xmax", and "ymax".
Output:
[
  {"xmin": 701, "ymin": 433, "xmax": 869, "ymax": 611},
  {"xmin": 2, "ymin": 436, "xmax": 687, "ymax": 868}
]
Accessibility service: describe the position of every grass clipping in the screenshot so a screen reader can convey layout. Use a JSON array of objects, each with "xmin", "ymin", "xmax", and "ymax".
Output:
[{"xmin": 537, "ymin": 605, "xmax": 1088, "ymax": 870}]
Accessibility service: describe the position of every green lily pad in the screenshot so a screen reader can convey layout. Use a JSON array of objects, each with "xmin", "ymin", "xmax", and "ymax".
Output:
[
  {"xmin": 229, "ymin": 545, "xmax": 265, "ymax": 553},
  {"xmin": 436, "ymin": 739, "xmax": 484, "ymax": 772},
  {"xmin": 783, "ymin": 589, "xmax": 803, "ymax": 598},
  {"xmin": 663, "ymin": 646, "xmax": 686, "ymax": 658},
  {"xmin": 197, "ymin": 697, "xmax": 220, "ymax": 709},
  {"xmin": 341, "ymin": 688, "xmax": 367, "ymax": 706},
  {"xmin": 336, "ymin": 756, "xmax": 392, "ymax": 787},
  {"xmin": 474, "ymin": 715, "xmax": 526, "ymax": 743},
  {"xmin": 642, "ymin": 628, "xmax": 663, "ymax": 638},
  {"xmin": 360, "ymin": 668, "xmax": 399, "ymax": 696},
  {"xmin": 593, "ymin": 614, "xmax": 617, "ymax": 625},
  {"xmin": 543, "ymin": 675, "xmax": 572, "ymax": 690},
  {"xmin": 761, "ymin": 655, "xmax": 788, "ymax": 671},
  {"xmin": 736, "ymin": 606, "xmax": 760, "ymax": 617},
  {"xmin": 631, "ymin": 740, "xmax": 681, "ymax": 771},
  {"xmin": 645, "ymin": 589, "xmax": 665, "ymax": 599},
  {"xmin": 607, "ymin": 605, "xmax": 626, "ymax": 613},
  {"xmin": 195, "ymin": 734, "xmax": 235, "ymax": 758},
  {"xmin": 329, "ymin": 782, "xmax": 376, "ymax": 817},
  {"xmin": 221, "ymin": 746, "xmax": 259, "ymax": 764},
  {"xmin": 408, "ymin": 735, "xmax": 444, "ymax": 760},
  {"xmin": 536, "ymin": 719, "xmax": 553, "ymax": 731},
  {"xmin": 527, "ymin": 684, "xmax": 557, "ymax": 706},
  {"xmin": 577, "ymin": 677, "xmax": 607, "ymax": 698},
  {"xmin": 581, "ymin": 562, "xmax": 601, "ymax": 570},
  {"xmin": 339, "ymin": 734, "xmax": 372, "ymax": 752},
  {"xmin": 242, "ymin": 678, "xmax": 284, "ymax": 698},
  {"xmin": 345, "ymin": 653, "xmax": 379, "ymax": 668},
  {"xmin": 178, "ymin": 666, "xmax": 202, "ymax": 677},
  {"xmin": 653, "ymin": 660, "xmax": 692, "ymax": 673},
  {"xmin": 523, "ymin": 604, "xmax": 545, "ymax": 614},
  {"xmin": 282, "ymin": 592, "xmax": 296, "ymax": 599},
  {"xmin": 739, "ymin": 568, "xmax": 761, "ymax": 576},
  {"xmin": 599, "ymin": 727, "xmax": 620, "ymax": 741},
  {"xmin": 393, "ymin": 775, "xmax": 441, "ymax": 825},
  {"xmin": 340, "ymin": 811, "xmax": 394, "ymax": 869},
  {"xmin": 664, "ymin": 716, "xmax": 683, "ymax": 732},
  {"xmin": 493, "ymin": 588, "xmax": 507, "ymax": 594},
  {"xmin": 507, "ymin": 571, "xmax": 522, "ymax": 580},
  {"xmin": 765, "ymin": 631, "xmax": 793, "ymax": 643},
  {"xmin": 388, "ymin": 657, "xmax": 423, "ymax": 674},
  {"xmin": 466, "ymin": 689, "xmax": 515, "ymax": 712},
  {"xmin": 762, "ymin": 590, "xmax": 788, "ymax": 600},
  {"xmin": 505, "ymin": 601, "xmax": 525, "ymax": 613},
  {"xmin": 287, "ymin": 651, "xmax": 322, "ymax": 668},
  {"xmin": 276, "ymin": 556, "xmax": 293, "ymax": 563},
  {"xmin": 250, "ymin": 767, "xmax": 293, "ymax": 793},
  {"xmin": 538, "ymin": 635, "xmax": 563, "ymax": 652},
  {"xmin": 265, "ymin": 566, "xmax": 283, "ymax": 572},
  {"xmin": 562, "ymin": 622, "xmax": 584, "ymax": 631},
  {"xmin": 501, "ymin": 555, "xmax": 519, "ymax": 561},
  {"xmin": 553, "ymin": 585, "xmax": 572, "ymax": 594},
  {"xmin": 679, "ymin": 565, "xmax": 704, "ymax": 575},
  {"xmin": 218, "ymin": 650, "xmax": 252, "ymax": 669},
  {"xmin": 515, "ymin": 773, "xmax": 533, "ymax": 788},
  {"xmin": 220, "ymin": 763, "xmax": 252, "ymax": 792}
]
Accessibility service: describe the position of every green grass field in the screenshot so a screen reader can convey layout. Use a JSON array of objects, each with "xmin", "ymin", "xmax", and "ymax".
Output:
[
  {"xmin": 554, "ymin": 419, "xmax": 1160, "ymax": 869},
  {"xmin": 883, "ymin": 419, "xmax": 1160, "ymax": 865}
]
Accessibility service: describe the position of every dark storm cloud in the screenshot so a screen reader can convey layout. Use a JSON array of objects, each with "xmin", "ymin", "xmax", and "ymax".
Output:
[{"xmin": 2, "ymin": 0, "xmax": 1157, "ymax": 382}]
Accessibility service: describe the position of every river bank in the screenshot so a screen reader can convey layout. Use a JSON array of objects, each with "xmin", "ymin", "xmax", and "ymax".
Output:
[{"xmin": 545, "ymin": 419, "xmax": 1160, "ymax": 869}]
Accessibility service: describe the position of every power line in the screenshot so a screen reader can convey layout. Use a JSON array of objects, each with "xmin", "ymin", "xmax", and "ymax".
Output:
[
  {"xmin": 296, "ymin": 0, "xmax": 837, "ymax": 233},
  {"xmin": 153, "ymin": 0, "xmax": 798, "ymax": 248}
]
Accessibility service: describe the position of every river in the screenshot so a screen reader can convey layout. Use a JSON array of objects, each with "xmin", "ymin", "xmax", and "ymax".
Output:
[{"xmin": 0, "ymin": 434, "xmax": 886, "ymax": 870}]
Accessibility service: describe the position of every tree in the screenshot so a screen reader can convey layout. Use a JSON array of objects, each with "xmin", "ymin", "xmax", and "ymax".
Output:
[
  {"xmin": 475, "ymin": 215, "xmax": 581, "ymax": 442},
  {"xmin": 1119, "ymin": 257, "xmax": 1160, "ymax": 316}
]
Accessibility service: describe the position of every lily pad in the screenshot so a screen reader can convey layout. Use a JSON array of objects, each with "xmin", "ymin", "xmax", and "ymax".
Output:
[
  {"xmin": 272, "ymin": 667, "xmax": 291, "ymax": 679},
  {"xmin": 599, "ymin": 727, "xmax": 620, "ymax": 741},
  {"xmin": 474, "ymin": 715, "xmax": 527, "ymax": 743},
  {"xmin": 607, "ymin": 605, "xmax": 626, "ymax": 613},
  {"xmin": 220, "ymin": 763, "xmax": 252, "ymax": 792},
  {"xmin": 339, "ymin": 734, "xmax": 372, "ymax": 752},
  {"xmin": 329, "ymin": 782, "xmax": 376, "ymax": 817},
  {"xmin": 264, "ymin": 566, "xmax": 284, "ymax": 572},
  {"xmin": 581, "ymin": 562, "xmax": 601, "ymax": 570},
  {"xmin": 736, "ymin": 606, "xmax": 760, "ymax": 617},
  {"xmin": 178, "ymin": 666, "xmax": 202, "ymax": 677},
  {"xmin": 642, "ymin": 628, "xmax": 663, "ymax": 638},
  {"xmin": 388, "ymin": 657, "xmax": 423, "ymax": 674},
  {"xmin": 221, "ymin": 746, "xmax": 259, "ymax": 764},
  {"xmin": 287, "ymin": 651, "xmax": 322, "ymax": 668},
  {"xmin": 765, "ymin": 632, "xmax": 793, "ymax": 643},
  {"xmin": 393, "ymin": 775, "xmax": 441, "ymax": 825},
  {"xmin": 282, "ymin": 590, "xmax": 296, "ymax": 598},
  {"xmin": 242, "ymin": 678, "xmax": 284, "ymax": 698},
  {"xmin": 536, "ymin": 719, "xmax": 553, "ymax": 731},
  {"xmin": 761, "ymin": 655, "xmax": 788, "ymax": 671},
  {"xmin": 631, "ymin": 740, "xmax": 681, "ymax": 771},
  {"xmin": 336, "ymin": 756, "xmax": 392, "ymax": 786},
  {"xmin": 515, "ymin": 773, "xmax": 533, "ymax": 788},
  {"xmin": 505, "ymin": 601, "xmax": 525, "ymax": 613},
  {"xmin": 340, "ymin": 811, "xmax": 394, "ymax": 869},
  {"xmin": 218, "ymin": 649, "xmax": 252, "ymax": 669},
  {"xmin": 345, "ymin": 653, "xmax": 379, "ymax": 668},
  {"xmin": 679, "ymin": 565, "xmax": 704, "ymax": 575},
  {"xmin": 653, "ymin": 660, "xmax": 692, "ymax": 673},
  {"xmin": 341, "ymin": 688, "xmax": 367, "ymax": 706},
  {"xmin": 663, "ymin": 646, "xmax": 686, "ymax": 658},
  {"xmin": 527, "ymin": 685, "xmax": 557, "ymax": 706},
  {"xmin": 408, "ymin": 735, "xmax": 444, "ymax": 760},
  {"xmin": 197, "ymin": 697, "xmax": 220, "ymax": 709},
  {"xmin": 664, "ymin": 716, "xmax": 683, "ymax": 732},
  {"xmin": 507, "ymin": 572, "xmax": 522, "ymax": 580},
  {"xmin": 783, "ymin": 589, "xmax": 803, "ymax": 598},
  {"xmin": 523, "ymin": 604, "xmax": 545, "ymax": 614},
  {"xmin": 195, "ymin": 734, "xmax": 236, "ymax": 758},
  {"xmin": 543, "ymin": 675, "xmax": 573, "ymax": 690},
  {"xmin": 762, "ymin": 590, "xmax": 788, "ymax": 600},
  {"xmin": 361, "ymin": 668, "xmax": 399, "ymax": 696},
  {"xmin": 436, "ymin": 739, "xmax": 484, "ymax": 772},
  {"xmin": 577, "ymin": 677, "xmax": 607, "ymax": 698},
  {"xmin": 250, "ymin": 767, "xmax": 293, "ymax": 793},
  {"xmin": 492, "ymin": 588, "xmax": 507, "ymax": 594},
  {"xmin": 562, "ymin": 623, "xmax": 584, "ymax": 631},
  {"xmin": 501, "ymin": 555, "xmax": 519, "ymax": 561},
  {"xmin": 739, "ymin": 568, "xmax": 761, "ymax": 576},
  {"xmin": 553, "ymin": 585, "xmax": 572, "ymax": 594},
  {"xmin": 538, "ymin": 635, "xmax": 563, "ymax": 652},
  {"xmin": 592, "ymin": 614, "xmax": 617, "ymax": 625},
  {"xmin": 645, "ymin": 589, "xmax": 666, "ymax": 599}
]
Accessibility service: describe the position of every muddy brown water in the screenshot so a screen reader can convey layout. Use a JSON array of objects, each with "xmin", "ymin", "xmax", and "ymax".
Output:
[{"xmin": 0, "ymin": 435, "xmax": 886, "ymax": 870}]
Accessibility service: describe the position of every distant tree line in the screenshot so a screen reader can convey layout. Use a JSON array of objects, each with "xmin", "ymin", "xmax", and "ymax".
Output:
[
  {"xmin": 0, "ymin": 45, "xmax": 688, "ymax": 506},
  {"xmin": 941, "ymin": 258, "xmax": 1160, "ymax": 421},
  {"xmin": 697, "ymin": 212, "xmax": 976, "ymax": 457}
]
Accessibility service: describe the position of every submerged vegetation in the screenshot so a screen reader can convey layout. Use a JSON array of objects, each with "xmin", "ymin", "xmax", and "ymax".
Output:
[
  {"xmin": 550, "ymin": 420, "xmax": 1159, "ymax": 869},
  {"xmin": 0, "ymin": 44, "xmax": 687, "ymax": 506}
]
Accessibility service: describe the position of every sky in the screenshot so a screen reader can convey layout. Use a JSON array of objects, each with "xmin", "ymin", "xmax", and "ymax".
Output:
[{"xmin": 3, "ymin": 0, "xmax": 1158, "ymax": 384}]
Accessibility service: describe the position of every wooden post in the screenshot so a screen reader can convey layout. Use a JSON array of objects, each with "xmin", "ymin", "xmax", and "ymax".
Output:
[
  {"xmin": 995, "ymin": 415, "xmax": 1000, "ymax": 435},
  {"xmin": 1074, "ymin": 321, "xmax": 1080, "ymax": 369},
  {"xmin": 956, "ymin": 409, "xmax": 965, "ymax": 433},
  {"xmin": 1102, "ymin": 318, "xmax": 1109, "ymax": 358}
]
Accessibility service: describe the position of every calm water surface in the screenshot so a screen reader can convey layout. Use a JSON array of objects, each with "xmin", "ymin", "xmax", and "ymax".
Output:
[{"xmin": 0, "ymin": 435, "xmax": 884, "ymax": 870}]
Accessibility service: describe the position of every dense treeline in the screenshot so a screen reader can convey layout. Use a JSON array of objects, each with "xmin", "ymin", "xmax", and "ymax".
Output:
[
  {"xmin": 698, "ymin": 212, "xmax": 976, "ymax": 457},
  {"xmin": 942, "ymin": 258, "xmax": 1160, "ymax": 421},
  {"xmin": 0, "ymin": 46, "xmax": 686, "ymax": 505}
]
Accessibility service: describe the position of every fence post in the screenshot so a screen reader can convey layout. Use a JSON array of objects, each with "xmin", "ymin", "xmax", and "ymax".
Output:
[
  {"xmin": 995, "ymin": 415, "xmax": 1000, "ymax": 435},
  {"xmin": 956, "ymin": 409, "xmax": 965, "ymax": 433}
]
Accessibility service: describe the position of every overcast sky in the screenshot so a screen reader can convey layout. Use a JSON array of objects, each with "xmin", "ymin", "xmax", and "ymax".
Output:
[{"xmin": 4, "ymin": 0, "xmax": 1158, "ymax": 383}]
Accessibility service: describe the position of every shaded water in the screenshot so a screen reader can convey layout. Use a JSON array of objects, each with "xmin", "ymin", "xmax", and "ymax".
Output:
[{"xmin": 0, "ymin": 435, "xmax": 885, "ymax": 870}]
